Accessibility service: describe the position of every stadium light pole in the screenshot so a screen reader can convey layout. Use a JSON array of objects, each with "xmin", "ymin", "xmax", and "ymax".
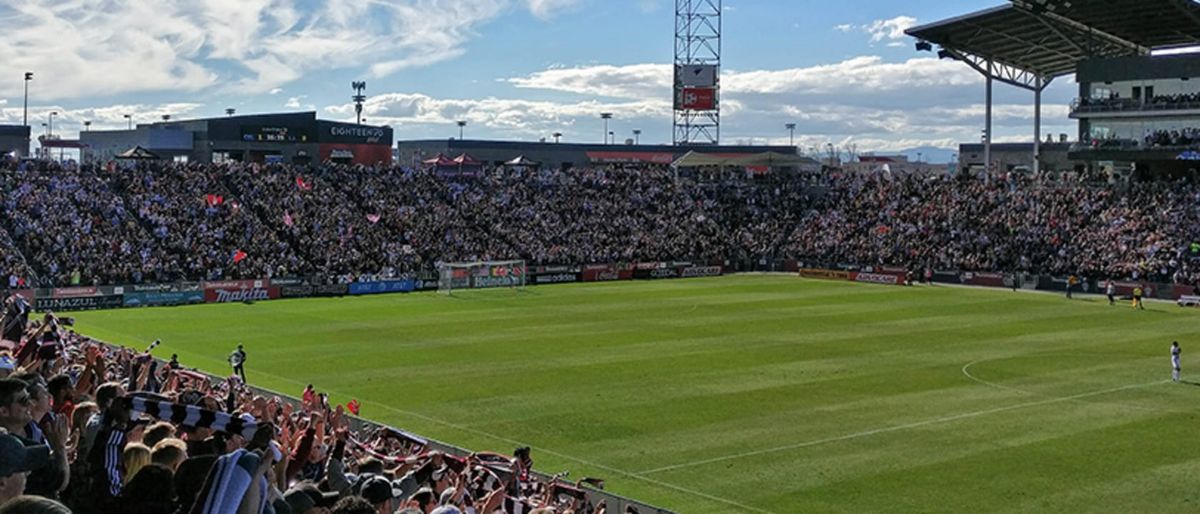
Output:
[
  {"xmin": 48, "ymin": 111, "xmax": 57, "ymax": 139},
  {"xmin": 352, "ymin": 81, "xmax": 367, "ymax": 125},
  {"xmin": 226, "ymin": 108, "xmax": 236, "ymax": 117},
  {"xmin": 23, "ymin": 72, "xmax": 32, "ymax": 156},
  {"xmin": 553, "ymin": 132, "xmax": 562, "ymax": 143},
  {"xmin": 457, "ymin": 120, "xmax": 467, "ymax": 140},
  {"xmin": 785, "ymin": 123, "xmax": 796, "ymax": 147},
  {"xmin": 633, "ymin": 129, "xmax": 641, "ymax": 145},
  {"xmin": 83, "ymin": 120, "xmax": 91, "ymax": 132},
  {"xmin": 124, "ymin": 114, "xmax": 132, "ymax": 130},
  {"xmin": 600, "ymin": 113, "xmax": 613, "ymax": 144},
  {"xmin": 162, "ymin": 114, "xmax": 171, "ymax": 122}
]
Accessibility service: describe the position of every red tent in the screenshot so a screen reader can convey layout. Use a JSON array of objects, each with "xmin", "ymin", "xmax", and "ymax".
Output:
[
  {"xmin": 452, "ymin": 153, "xmax": 482, "ymax": 166},
  {"xmin": 422, "ymin": 153, "xmax": 456, "ymax": 166}
]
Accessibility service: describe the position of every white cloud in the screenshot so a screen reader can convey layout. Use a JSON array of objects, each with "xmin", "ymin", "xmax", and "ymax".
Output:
[
  {"xmin": 324, "ymin": 92, "xmax": 669, "ymax": 139},
  {"xmin": 864, "ymin": 16, "xmax": 917, "ymax": 43},
  {"xmin": 0, "ymin": 0, "xmax": 524, "ymax": 99},
  {"xmin": 269, "ymin": 88, "xmax": 284, "ymax": 95},
  {"xmin": 525, "ymin": 0, "xmax": 581, "ymax": 19},
  {"xmin": 834, "ymin": 24, "xmax": 854, "ymax": 32},
  {"xmin": 0, "ymin": 102, "xmax": 205, "ymax": 135},
  {"xmin": 284, "ymin": 96, "xmax": 306, "ymax": 109}
]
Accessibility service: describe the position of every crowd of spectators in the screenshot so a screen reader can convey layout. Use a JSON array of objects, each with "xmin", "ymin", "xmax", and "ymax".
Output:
[
  {"xmin": 0, "ymin": 307, "xmax": 613, "ymax": 513},
  {"xmin": 1144, "ymin": 128, "xmax": 1200, "ymax": 148},
  {"xmin": 4, "ymin": 158, "xmax": 1200, "ymax": 288},
  {"xmin": 1076, "ymin": 91, "xmax": 1200, "ymax": 111}
]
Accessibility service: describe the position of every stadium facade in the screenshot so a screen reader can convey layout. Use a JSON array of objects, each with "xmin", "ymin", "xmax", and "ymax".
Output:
[
  {"xmin": 80, "ymin": 112, "xmax": 393, "ymax": 165},
  {"xmin": 395, "ymin": 138, "xmax": 814, "ymax": 170},
  {"xmin": 0, "ymin": 125, "xmax": 30, "ymax": 158}
]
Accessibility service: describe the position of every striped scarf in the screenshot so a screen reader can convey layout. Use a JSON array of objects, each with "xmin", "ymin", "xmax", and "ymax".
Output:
[{"xmin": 125, "ymin": 395, "xmax": 258, "ymax": 439}]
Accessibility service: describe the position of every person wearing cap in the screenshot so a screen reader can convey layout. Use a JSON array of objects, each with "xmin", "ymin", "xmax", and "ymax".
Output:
[
  {"xmin": 0, "ymin": 379, "xmax": 67, "ymax": 499},
  {"xmin": 284, "ymin": 481, "xmax": 339, "ymax": 514},
  {"xmin": 0, "ymin": 432, "xmax": 51, "ymax": 506},
  {"xmin": 358, "ymin": 474, "xmax": 401, "ymax": 514}
]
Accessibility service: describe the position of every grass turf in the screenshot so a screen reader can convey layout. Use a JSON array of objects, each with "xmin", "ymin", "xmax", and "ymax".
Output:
[{"xmin": 70, "ymin": 275, "xmax": 1200, "ymax": 513}]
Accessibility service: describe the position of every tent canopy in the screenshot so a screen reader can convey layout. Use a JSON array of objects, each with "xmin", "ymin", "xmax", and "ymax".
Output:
[
  {"xmin": 505, "ymin": 155, "xmax": 540, "ymax": 166},
  {"xmin": 422, "ymin": 153, "xmax": 456, "ymax": 166},
  {"xmin": 116, "ymin": 146, "xmax": 160, "ymax": 160},
  {"xmin": 671, "ymin": 151, "xmax": 809, "ymax": 168},
  {"xmin": 452, "ymin": 153, "xmax": 482, "ymax": 166}
]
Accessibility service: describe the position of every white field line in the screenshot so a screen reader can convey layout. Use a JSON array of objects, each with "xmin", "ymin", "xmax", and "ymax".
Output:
[
  {"xmin": 962, "ymin": 360, "xmax": 1166, "ymax": 412},
  {"xmin": 639, "ymin": 379, "xmax": 1167, "ymax": 475}
]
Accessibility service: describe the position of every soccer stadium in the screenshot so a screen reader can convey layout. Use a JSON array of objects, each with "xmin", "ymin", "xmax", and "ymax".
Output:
[{"xmin": 2, "ymin": 1, "xmax": 1200, "ymax": 513}]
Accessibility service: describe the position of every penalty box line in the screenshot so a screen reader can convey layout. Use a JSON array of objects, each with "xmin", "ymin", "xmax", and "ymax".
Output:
[
  {"xmin": 238, "ymin": 364, "xmax": 778, "ymax": 514},
  {"xmin": 639, "ymin": 379, "xmax": 1167, "ymax": 476}
]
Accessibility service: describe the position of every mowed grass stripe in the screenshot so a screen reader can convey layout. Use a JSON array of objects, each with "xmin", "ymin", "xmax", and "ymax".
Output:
[{"xmin": 72, "ymin": 275, "xmax": 1200, "ymax": 514}]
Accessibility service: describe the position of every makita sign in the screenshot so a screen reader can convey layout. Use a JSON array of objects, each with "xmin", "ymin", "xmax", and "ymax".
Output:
[{"xmin": 204, "ymin": 287, "xmax": 280, "ymax": 303}]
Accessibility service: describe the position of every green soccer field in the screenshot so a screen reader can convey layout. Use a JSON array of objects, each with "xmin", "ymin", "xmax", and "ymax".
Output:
[{"xmin": 71, "ymin": 275, "xmax": 1200, "ymax": 513}]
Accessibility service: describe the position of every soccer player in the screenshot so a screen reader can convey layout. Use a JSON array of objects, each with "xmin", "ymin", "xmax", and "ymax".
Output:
[
  {"xmin": 1172, "ymin": 342, "xmax": 1181, "ymax": 382},
  {"xmin": 1066, "ymin": 274, "xmax": 1078, "ymax": 299},
  {"xmin": 228, "ymin": 344, "xmax": 247, "ymax": 382},
  {"xmin": 1132, "ymin": 286, "xmax": 1145, "ymax": 310},
  {"xmin": 1105, "ymin": 279, "xmax": 1116, "ymax": 306}
]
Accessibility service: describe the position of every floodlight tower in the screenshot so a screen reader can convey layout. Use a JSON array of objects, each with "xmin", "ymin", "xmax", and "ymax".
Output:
[
  {"xmin": 352, "ymin": 81, "xmax": 367, "ymax": 125},
  {"xmin": 673, "ymin": 0, "xmax": 721, "ymax": 146}
]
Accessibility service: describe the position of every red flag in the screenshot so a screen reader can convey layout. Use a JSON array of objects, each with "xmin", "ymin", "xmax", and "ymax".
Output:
[
  {"xmin": 232, "ymin": 249, "xmax": 248, "ymax": 264},
  {"xmin": 205, "ymin": 194, "xmax": 224, "ymax": 206},
  {"xmin": 346, "ymin": 399, "xmax": 360, "ymax": 415},
  {"xmin": 283, "ymin": 212, "xmax": 294, "ymax": 227},
  {"xmin": 295, "ymin": 176, "xmax": 311, "ymax": 191}
]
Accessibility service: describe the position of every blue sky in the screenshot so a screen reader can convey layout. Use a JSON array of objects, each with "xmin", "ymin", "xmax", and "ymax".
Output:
[{"xmin": 0, "ymin": 0, "xmax": 1082, "ymax": 157}]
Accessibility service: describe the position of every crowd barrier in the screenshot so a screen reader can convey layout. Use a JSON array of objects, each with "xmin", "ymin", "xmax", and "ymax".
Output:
[{"xmin": 24, "ymin": 261, "xmax": 728, "ymax": 312}]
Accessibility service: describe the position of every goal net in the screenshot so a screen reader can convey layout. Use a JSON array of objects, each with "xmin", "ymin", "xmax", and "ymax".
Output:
[{"xmin": 438, "ymin": 260, "xmax": 526, "ymax": 294}]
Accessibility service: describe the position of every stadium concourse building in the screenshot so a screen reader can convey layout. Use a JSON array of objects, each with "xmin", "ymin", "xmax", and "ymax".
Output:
[
  {"xmin": 80, "ymin": 112, "xmax": 393, "ymax": 166},
  {"xmin": 908, "ymin": 0, "xmax": 1200, "ymax": 181},
  {"xmin": 395, "ymin": 139, "xmax": 815, "ymax": 171}
]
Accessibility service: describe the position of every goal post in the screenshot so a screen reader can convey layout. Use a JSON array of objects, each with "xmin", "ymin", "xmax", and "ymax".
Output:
[{"xmin": 438, "ymin": 260, "xmax": 527, "ymax": 294}]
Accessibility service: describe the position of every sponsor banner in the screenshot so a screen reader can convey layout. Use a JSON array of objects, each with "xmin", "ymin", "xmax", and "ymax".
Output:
[
  {"xmin": 960, "ymin": 271, "xmax": 1006, "ymax": 288},
  {"xmin": 532, "ymin": 273, "xmax": 580, "ymax": 285},
  {"xmin": 585, "ymin": 152, "xmax": 675, "ymax": 165},
  {"xmin": 931, "ymin": 271, "xmax": 962, "ymax": 284},
  {"xmin": 36, "ymin": 294, "xmax": 124, "ymax": 312},
  {"xmin": 280, "ymin": 285, "xmax": 315, "ymax": 298},
  {"xmin": 799, "ymin": 268, "xmax": 851, "ymax": 280},
  {"xmin": 414, "ymin": 279, "xmax": 438, "ymax": 291},
  {"xmin": 271, "ymin": 277, "xmax": 305, "ymax": 286},
  {"xmin": 204, "ymin": 280, "xmax": 267, "ymax": 291},
  {"xmin": 204, "ymin": 287, "xmax": 280, "ymax": 303},
  {"xmin": 781, "ymin": 260, "xmax": 800, "ymax": 272},
  {"xmin": 530, "ymin": 265, "xmax": 578, "ymax": 274},
  {"xmin": 581, "ymin": 268, "xmax": 633, "ymax": 282},
  {"xmin": 852, "ymin": 272, "xmax": 903, "ymax": 285},
  {"xmin": 52, "ymin": 286, "xmax": 98, "ymax": 298},
  {"xmin": 681, "ymin": 266, "xmax": 722, "ymax": 278},
  {"xmin": 124, "ymin": 290, "xmax": 205, "ymax": 307},
  {"xmin": 127, "ymin": 282, "xmax": 202, "ymax": 293},
  {"xmin": 635, "ymin": 262, "xmax": 664, "ymax": 271},
  {"xmin": 313, "ymin": 284, "xmax": 349, "ymax": 296},
  {"xmin": 635, "ymin": 267, "xmax": 680, "ymax": 280},
  {"xmin": 677, "ymin": 87, "xmax": 717, "ymax": 111},
  {"xmin": 349, "ymin": 280, "xmax": 416, "ymax": 296},
  {"xmin": 879, "ymin": 266, "xmax": 908, "ymax": 274},
  {"xmin": 473, "ymin": 276, "xmax": 522, "ymax": 288}
]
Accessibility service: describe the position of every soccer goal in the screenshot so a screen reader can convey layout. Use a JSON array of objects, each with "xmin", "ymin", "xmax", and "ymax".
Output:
[{"xmin": 438, "ymin": 260, "xmax": 527, "ymax": 294}]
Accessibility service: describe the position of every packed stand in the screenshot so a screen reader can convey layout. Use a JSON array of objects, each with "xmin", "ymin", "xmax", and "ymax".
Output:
[
  {"xmin": 0, "ymin": 304, "xmax": 617, "ymax": 513},
  {"xmin": 1143, "ymin": 128, "xmax": 1200, "ymax": 149},
  {"xmin": 5, "ymin": 157, "xmax": 1200, "ymax": 286}
]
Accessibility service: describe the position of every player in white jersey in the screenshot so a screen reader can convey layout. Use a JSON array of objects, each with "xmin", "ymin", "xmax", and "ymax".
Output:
[{"xmin": 1171, "ymin": 341, "xmax": 1181, "ymax": 382}]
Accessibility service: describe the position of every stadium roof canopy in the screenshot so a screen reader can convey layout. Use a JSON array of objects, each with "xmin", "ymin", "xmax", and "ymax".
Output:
[{"xmin": 906, "ymin": 0, "xmax": 1200, "ymax": 90}]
